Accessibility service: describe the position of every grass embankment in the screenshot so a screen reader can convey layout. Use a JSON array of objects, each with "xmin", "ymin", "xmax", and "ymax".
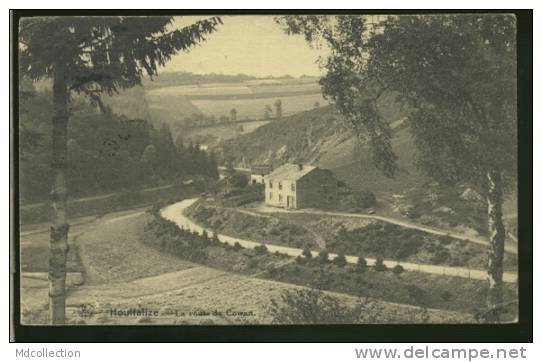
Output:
[
  {"xmin": 186, "ymin": 201, "xmax": 517, "ymax": 271},
  {"xmin": 185, "ymin": 201, "xmax": 320, "ymax": 250},
  {"xmin": 291, "ymin": 214, "xmax": 517, "ymax": 271},
  {"xmin": 143, "ymin": 210, "xmax": 518, "ymax": 322}
]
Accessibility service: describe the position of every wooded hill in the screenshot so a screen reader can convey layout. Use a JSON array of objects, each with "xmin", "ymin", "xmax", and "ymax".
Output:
[{"xmin": 19, "ymin": 85, "xmax": 218, "ymax": 203}]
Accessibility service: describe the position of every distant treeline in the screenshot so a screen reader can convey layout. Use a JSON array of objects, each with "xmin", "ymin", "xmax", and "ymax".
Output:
[
  {"xmin": 142, "ymin": 71, "xmax": 300, "ymax": 89},
  {"xmin": 19, "ymin": 86, "xmax": 218, "ymax": 203}
]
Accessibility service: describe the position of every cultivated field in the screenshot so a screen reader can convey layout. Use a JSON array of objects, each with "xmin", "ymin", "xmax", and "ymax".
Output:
[
  {"xmin": 191, "ymin": 93, "xmax": 328, "ymax": 120},
  {"xmin": 145, "ymin": 78, "xmax": 329, "ymax": 122}
]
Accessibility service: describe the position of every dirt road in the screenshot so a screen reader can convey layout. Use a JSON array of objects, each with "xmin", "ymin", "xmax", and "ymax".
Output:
[{"xmin": 162, "ymin": 198, "xmax": 517, "ymax": 283}]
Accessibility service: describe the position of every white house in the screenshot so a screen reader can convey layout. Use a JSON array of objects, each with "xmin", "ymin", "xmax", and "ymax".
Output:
[{"xmin": 263, "ymin": 163, "xmax": 338, "ymax": 209}]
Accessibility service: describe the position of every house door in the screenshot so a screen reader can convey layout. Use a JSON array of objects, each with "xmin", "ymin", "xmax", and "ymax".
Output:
[
  {"xmin": 286, "ymin": 196, "xmax": 290, "ymax": 208},
  {"xmin": 286, "ymin": 196, "xmax": 294, "ymax": 209}
]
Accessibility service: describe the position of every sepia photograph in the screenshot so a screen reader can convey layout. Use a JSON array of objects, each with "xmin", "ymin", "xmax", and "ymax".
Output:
[{"xmin": 10, "ymin": 10, "xmax": 531, "ymax": 341}]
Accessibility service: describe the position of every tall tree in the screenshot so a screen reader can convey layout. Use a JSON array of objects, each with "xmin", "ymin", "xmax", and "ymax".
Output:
[
  {"xmin": 19, "ymin": 16, "xmax": 221, "ymax": 324},
  {"xmin": 277, "ymin": 14, "xmax": 517, "ymax": 320}
]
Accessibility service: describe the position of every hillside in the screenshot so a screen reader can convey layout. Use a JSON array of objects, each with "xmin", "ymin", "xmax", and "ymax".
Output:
[
  {"xmin": 219, "ymin": 101, "xmax": 518, "ymax": 238},
  {"xmin": 220, "ymin": 98, "xmax": 425, "ymax": 196}
]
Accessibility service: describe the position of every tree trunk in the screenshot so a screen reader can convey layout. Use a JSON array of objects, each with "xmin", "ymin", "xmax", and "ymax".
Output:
[
  {"xmin": 48, "ymin": 68, "xmax": 69, "ymax": 325},
  {"xmin": 486, "ymin": 168, "xmax": 506, "ymax": 321}
]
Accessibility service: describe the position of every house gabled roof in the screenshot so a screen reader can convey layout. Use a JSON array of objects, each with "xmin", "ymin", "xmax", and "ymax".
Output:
[{"xmin": 264, "ymin": 163, "xmax": 317, "ymax": 181}]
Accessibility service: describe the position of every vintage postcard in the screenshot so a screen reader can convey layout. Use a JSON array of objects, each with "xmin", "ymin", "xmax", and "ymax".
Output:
[{"xmin": 13, "ymin": 12, "xmax": 524, "ymax": 333}]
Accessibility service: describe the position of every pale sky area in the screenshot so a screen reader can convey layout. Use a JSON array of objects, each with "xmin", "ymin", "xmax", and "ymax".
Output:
[{"xmin": 163, "ymin": 16, "xmax": 330, "ymax": 77}]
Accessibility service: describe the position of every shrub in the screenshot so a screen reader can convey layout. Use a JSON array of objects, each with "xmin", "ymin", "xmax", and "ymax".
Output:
[
  {"xmin": 314, "ymin": 269, "xmax": 333, "ymax": 289},
  {"xmin": 254, "ymin": 244, "xmax": 268, "ymax": 255},
  {"xmin": 192, "ymin": 248, "xmax": 208, "ymax": 262},
  {"xmin": 146, "ymin": 203, "xmax": 163, "ymax": 216},
  {"xmin": 440, "ymin": 235, "xmax": 454, "ymax": 245},
  {"xmin": 374, "ymin": 257, "xmax": 388, "ymax": 272},
  {"xmin": 267, "ymin": 288, "xmax": 379, "ymax": 324},
  {"xmin": 266, "ymin": 265, "xmax": 278, "ymax": 277},
  {"xmin": 317, "ymin": 249, "xmax": 330, "ymax": 264},
  {"xmin": 295, "ymin": 255, "xmax": 306, "ymax": 265},
  {"xmin": 407, "ymin": 284, "xmax": 428, "ymax": 306},
  {"xmin": 356, "ymin": 255, "xmax": 368, "ymax": 272},
  {"xmin": 229, "ymin": 172, "xmax": 248, "ymax": 189},
  {"xmin": 441, "ymin": 291, "xmax": 453, "ymax": 301},
  {"xmin": 333, "ymin": 254, "xmax": 347, "ymax": 267},
  {"xmin": 302, "ymin": 247, "xmax": 313, "ymax": 260},
  {"xmin": 211, "ymin": 232, "xmax": 220, "ymax": 244},
  {"xmin": 355, "ymin": 190, "xmax": 377, "ymax": 209},
  {"xmin": 430, "ymin": 248, "xmax": 451, "ymax": 264},
  {"xmin": 392, "ymin": 264, "xmax": 404, "ymax": 275},
  {"xmin": 248, "ymin": 258, "xmax": 259, "ymax": 269},
  {"xmin": 233, "ymin": 242, "xmax": 243, "ymax": 251}
]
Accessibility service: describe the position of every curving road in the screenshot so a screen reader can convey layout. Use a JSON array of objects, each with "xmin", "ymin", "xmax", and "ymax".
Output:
[{"xmin": 161, "ymin": 198, "xmax": 517, "ymax": 283}]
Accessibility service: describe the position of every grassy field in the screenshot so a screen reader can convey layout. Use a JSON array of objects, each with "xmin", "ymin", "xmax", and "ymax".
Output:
[
  {"xmin": 191, "ymin": 93, "xmax": 328, "ymax": 120},
  {"xmin": 60, "ymin": 266, "xmax": 472, "ymax": 325},
  {"xmin": 76, "ymin": 212, "xmax": 196, "ymax": 284},
  {"xmin": 144, "ymin": 78, "xmax": 329, "ymax": 124}
]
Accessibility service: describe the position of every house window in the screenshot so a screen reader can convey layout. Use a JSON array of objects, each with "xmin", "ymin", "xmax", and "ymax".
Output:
[
  {"xmin": 291, "ymin": 183, "xmax": 295, "ymax": 192},
  {"xmin": 278, "ymin": 194, "xmax": 283, "ymax": 202},
  {"xmin": 269, "ymin": 192, "xmax": 273, "ymax": 200},
  {"xmin": 269, "ymin": 180, "xmax": 273, "ymax": 188},
  {"xmin": 278, "ymin": 182, "xmax": 282, "ymax": 190}
]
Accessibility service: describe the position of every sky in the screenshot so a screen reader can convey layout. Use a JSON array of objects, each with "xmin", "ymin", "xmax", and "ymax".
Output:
[{"xmin": 163, "ymin": 16, "xmax": 330, "ymax": 77}]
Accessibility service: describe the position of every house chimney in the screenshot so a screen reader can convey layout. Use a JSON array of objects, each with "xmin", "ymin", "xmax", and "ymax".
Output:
[{"xmin": 298, "ymin": 164, "xmax": 303, "ymax": 171}]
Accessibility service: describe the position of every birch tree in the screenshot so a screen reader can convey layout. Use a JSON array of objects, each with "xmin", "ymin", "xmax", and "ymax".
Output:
[
  {"xmin": 19, "ymin": 16, "xmax": 221, "ymax": 324},
  {"xmin": 277, "ymin": 14, "xmax": 517, "ymax": 320}
]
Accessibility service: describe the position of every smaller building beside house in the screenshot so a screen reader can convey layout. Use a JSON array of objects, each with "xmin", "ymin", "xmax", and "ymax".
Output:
[
  {"xmin": 250, "ymin": 164, "xmax": 273, "ymax": 185},
  {"xmin": 264, "ymin": 163, "xmax": 339, "ymax": 209}
]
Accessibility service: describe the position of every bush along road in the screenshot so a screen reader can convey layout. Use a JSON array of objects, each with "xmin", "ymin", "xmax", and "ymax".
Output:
[{"xmin": 161, "ymin": 198, "xmax": 517, "ymax": 283}]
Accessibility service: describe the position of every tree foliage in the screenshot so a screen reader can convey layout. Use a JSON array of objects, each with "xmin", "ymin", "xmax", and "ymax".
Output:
[
  {"xmin": 19, "ymin": 91, "xmax": 219, "ymax": 202},
  {"xmin": 276, "ymin": 14, "xmax": 517, "ymax": 189},
  {"xmin": 19, "ymin": 16, "xmax": 222, "ymax": 102},
  {"xmin": 277, "ymin": 14, "xmax": 517, "ymax": 316},
  {"xmin": 19, "ymin": 15, "xmax": 222, "ymax": 325}
]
